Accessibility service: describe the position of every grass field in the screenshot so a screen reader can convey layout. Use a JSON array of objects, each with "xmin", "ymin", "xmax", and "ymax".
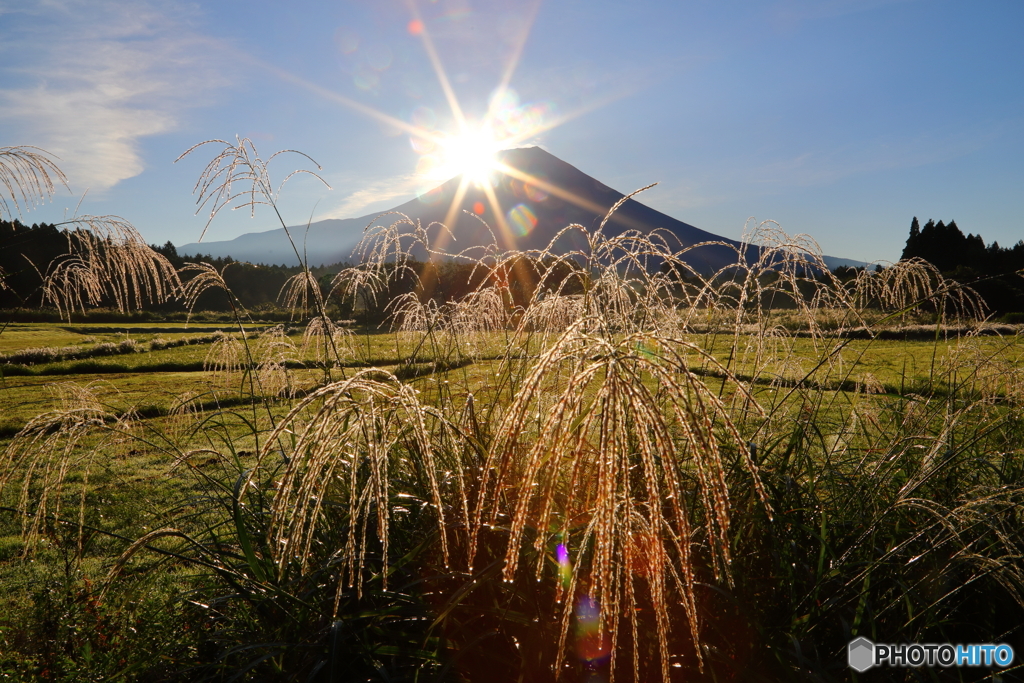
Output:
[
  {"xmin": 2, "ymin": 311, "xmax": 1023, "ymax": 682},
  {"xmin": 4, "ymin": 322, "xmax": 1020, "ymax": 428},
  {"xmin": 2, "ymin": 140, "xmax": 1022, "ymax": 682}
]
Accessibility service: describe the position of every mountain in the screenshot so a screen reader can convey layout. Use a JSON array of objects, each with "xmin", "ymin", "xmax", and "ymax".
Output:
[{"xmin": 177, "ymin": 147, "xmax": 864, "ymax": 272}]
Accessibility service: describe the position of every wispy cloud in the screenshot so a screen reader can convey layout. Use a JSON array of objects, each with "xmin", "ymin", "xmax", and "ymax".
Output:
[
  {"xmin": 320, "ymin": 173, "xmax": 422, "ymax": 220},
  {"xmin": 0, "ymin": 0, "xmax": 230, "ymax": 193}
]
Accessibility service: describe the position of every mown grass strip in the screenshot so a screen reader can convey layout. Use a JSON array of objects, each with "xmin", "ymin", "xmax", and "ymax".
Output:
[
  {"xmin": 1, "ymin": 352, "xmax": 499, "ymax": 377},
  {"xmin": 688, "ymin": 364, "xmax": 1014, "ymax": 402},
  {"xmin": 0, "ymin": 359, "xmax": 477, "ymax": 438},
  {"xmin": 0, "ymin": 360, "xmax": 207, "ymax": 376}
]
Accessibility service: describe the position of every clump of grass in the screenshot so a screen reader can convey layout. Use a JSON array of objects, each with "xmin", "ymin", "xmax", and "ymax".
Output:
[
  {"xmin": 203, "ymin": 331, "xmax": 246, "ymax": 380},
  {"xmin": 257, "ymin": 369, "xmax": 456, "ymax": 595},
  {"xmin": 850, "ymin": 256, "xmax": 987, "ymax": 323},
  {"xmin": 41, "ymin": 216, "xmax": 180, "ymax": 320},
  {"xmin": 300, "ymin": 315, "xmax": 352, "ymax": 364},
  {"xmin": 471, "ymin": 322, "xmax": 770, "ymax": 679},
  {"xmin": 0, "ymin": 382, "xmax": 129, "ymax": 550},
  {"xmin": 252, "ymin": 324, "xmax": 298, "ymax": 397}
]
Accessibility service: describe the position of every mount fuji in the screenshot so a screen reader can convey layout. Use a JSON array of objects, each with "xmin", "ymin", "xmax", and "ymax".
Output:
[{"xmin": 177, "ymin": 147, "xmax": 864, "ymax": 272}]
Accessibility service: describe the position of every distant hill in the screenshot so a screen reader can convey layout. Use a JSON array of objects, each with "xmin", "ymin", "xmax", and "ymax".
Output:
[{"xmin": 178, "ymin": 147, "xmax": 865, "ymax": 273}]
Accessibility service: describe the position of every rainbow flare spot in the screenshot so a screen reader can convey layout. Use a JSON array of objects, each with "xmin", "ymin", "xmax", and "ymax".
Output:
[
  {"xmin": 507, "ymin": 203, "xmax": 537, "ymax": 236},
  {"xmin": 556, "ymin": 542, "xmax": 571, "ymax": 589},
  {"xmin": 575, "ymin": 596, "xmax": 611, "ymax": 667}
]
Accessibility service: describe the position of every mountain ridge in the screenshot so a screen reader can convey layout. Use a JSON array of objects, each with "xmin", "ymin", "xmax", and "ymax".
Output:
[{"xmin": 177, "ymin": 147, "xmax": 866, "ymax": 272}]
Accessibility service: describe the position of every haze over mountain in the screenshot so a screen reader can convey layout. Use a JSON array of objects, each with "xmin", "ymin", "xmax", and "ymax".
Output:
[{"xmin": 177, "ymin": 147, "xmax": 864, "ymax": 272}]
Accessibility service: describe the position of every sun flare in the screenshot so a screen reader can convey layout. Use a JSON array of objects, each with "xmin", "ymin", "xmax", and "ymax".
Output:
[{"xmin": 436, "ymin": 126, "xmax": 501, "ymax": 186}]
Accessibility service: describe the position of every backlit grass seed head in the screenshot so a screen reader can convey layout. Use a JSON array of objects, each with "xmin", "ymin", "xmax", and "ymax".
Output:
[
  {"xmin": 256, "ymin": 359, "xmax": 293, "ymax": 397},
  {"xmin": 204, "ymin": 333, "xmax": 245, "ymax": 381},
  {"xmin": 328, "ymin": 265, "xmax": 387, "ymax": 313},
  {"xmin": 851, "ymin": 257, "xmax": 986, "ymax": 322},
  {"xmin": 179, "ymin": 261, "xmax": 238, "ymax": 319},
  {"xmin": 167, "ymin": 389, "xmax": 207, "ymax": 442},
  {"xmin": 252, "ymin": 325, "xmax": 298, "ymax": 397},
  {"xmin": 386, "ymin": 290, "xmax": 440, "ymax": 333},
  {"xmin": 741, "ymin": 324, "xmax": 808, "ymax": 385},
  {"xmin": 522, "ymin": 292, "xmax": 583, "ymax": 333},
  {"xmin": 473, "ymin": 323, "xmax": 771, "ymax": 680},
  {"xmin": 301, "ymin": 315, "xmax": 352, "ymax": 364},
  {"xmin": 175, "ymin": 137, "xmax": 330, "ymax": 243},
  {"xmin": 41, "ymin": 255, "xmax": 102, "ymax": 318},
  {"xmin": 0, "ymin": 145, "xmax": 68, "ymax": 220},
  {"xmin": 941, "ymin": 335, "xmax": 1024, "ymax": 403},
  {"xmin": 41, "ymin": 217, "xmax": 180, "ymax": 320},
  {"xmin": 725, "ymin": 219, "xmax": 860, "ymax": 338},
  {"xmin": 353, "ymin": 212, "xmax": 453, "ymax": 273},
  {"xmin": 255, "ymin": 370, "xmax": 457, "ymax": 598},
  {"xmin": 483, "ymin": 186, "xmax": 727, "ymax": 338},
  {"xmin": 450, "ymin": 286, "xmax": 511, "ymax": 335},
  {"xmin": 279, "ymin": 270, "xmax": 326, "ymax": 320},
  {"xmin": 0, "ymin": 382, "xmax": 126, "ymax": 547}
]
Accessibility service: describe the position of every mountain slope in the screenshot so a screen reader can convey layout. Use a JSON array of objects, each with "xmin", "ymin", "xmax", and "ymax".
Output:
[{"xmin": 177, "ymin": 147, "xmax": 863, "ymax": 272}]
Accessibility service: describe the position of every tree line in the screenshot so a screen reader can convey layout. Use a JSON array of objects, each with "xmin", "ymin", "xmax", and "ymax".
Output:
[
  {"xmin": 901, "ymin": 217, "xmax": 1024, "ymax": 315},
  {"xmin": 0, "ymin": 219, "xmax": 337, "ymax": 315},
  {"xmin": 0, "ymin": 220, "xmax": 578, "ymax": 321},
  {"xmin": 5, "ymin": 217, "xmax": 1024, "ymax": 319}
]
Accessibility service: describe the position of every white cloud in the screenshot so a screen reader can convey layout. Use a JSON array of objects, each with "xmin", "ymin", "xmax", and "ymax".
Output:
[
  {"xmin": 0, "ymin": 0, "xmax": 230, "ymax": 193},
  {"xmin": 321, "ymin": 173, "xmax": 422, "ymax": 220}
]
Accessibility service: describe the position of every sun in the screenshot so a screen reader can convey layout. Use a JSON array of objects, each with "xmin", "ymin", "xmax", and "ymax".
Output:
[{"xmin": 435, "ymin": 125, "xmax": 501, "ymax": 186}]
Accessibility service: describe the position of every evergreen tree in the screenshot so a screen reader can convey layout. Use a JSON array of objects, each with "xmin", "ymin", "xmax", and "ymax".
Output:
[{"xmin": 901, "ymin": 216, "xmax": 921, "ymax": 261}]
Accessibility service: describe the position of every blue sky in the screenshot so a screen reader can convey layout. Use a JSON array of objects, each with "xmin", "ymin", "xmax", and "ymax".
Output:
[{"xmin": 1, "ymin": 0, "xmax": 1022, "ymax": 263}]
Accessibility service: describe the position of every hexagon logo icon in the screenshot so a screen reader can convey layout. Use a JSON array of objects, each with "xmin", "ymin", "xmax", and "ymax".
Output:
[{"xmin": 848, "ymin": 637, "xmax": 875, "ymax": 672}]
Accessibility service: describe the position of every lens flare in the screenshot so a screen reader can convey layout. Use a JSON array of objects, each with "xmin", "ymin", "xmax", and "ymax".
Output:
[
  {"xmin": 365, "ymin": 43, "xmax": 393, "ymax": 71},
  {"xmin": 489, "ymin": 87, "xmax": 555, "ymax": 142},
  {"xmin": 635, "ymin": 340, "xmax": 658, "ymax": 362},
  {"xmin": 334, "ymin": 26, "xmax": 359, "ymax": 54},
  {"xmin": 410, "ymin": 136, "xmax": 435, "ymax": 155},
  {"xmin": 353, "ymin": 66, "xmax": 379, "ymax": 91},
  {"xmin": 507, "ymin": 203, "xmax": 537, "ymax": 236},
  {"xmin": 524, "ymin": 182, "xmax": 548, "ymax": 202},
  {"xmin": 510, "ymin": 176, "xmax": 548, "ymax": 202},
  {"xmin": 556, "ymin": 542, "xmax": 571, "ymax": 589},
  {"xmin": 411, "ymin": 105, "xmax": 437, "ymax": 130},
  {"xmin": 415, "ymin": 154, "xmax": 440, "ymax": 176},
  {"xmin": 575, "ymin": 596, "xmax": 611, "ymax": 667}
]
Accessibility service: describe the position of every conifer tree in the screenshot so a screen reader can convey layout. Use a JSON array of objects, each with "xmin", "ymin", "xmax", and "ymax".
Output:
[{"xmin": 901, "ymin": 216, "xmax": 921, "ymax": 260}]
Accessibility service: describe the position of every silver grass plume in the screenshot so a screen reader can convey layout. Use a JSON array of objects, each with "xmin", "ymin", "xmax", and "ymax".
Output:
[
  {"xmin": 473, "ymin": 321, "xmax": 771, "ymax": 680},
  {"xmin": 0, "ymin": 145, "xmax": 68, "ymax": 220}
]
